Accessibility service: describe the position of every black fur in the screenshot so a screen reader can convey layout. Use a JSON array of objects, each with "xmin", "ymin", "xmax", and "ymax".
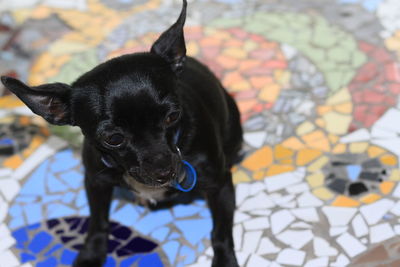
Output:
[{"xmin": 1, "ymin": 1, "xmax": 242, "ymax": 266}]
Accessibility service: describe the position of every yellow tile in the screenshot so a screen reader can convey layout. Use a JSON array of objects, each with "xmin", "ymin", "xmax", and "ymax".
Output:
[
  {"xmin": 274, "ymin": 69, "xmax": 291, "ymax": 87},
  {"xmin": 0, "ymin": 95, "xmax": 24, "ymax": 108},
  {"xmin": 379, "ymin": 181, "xmax": 395, "ymax": 195},
  {"xmin": 253, "ymin": 170, "xmax": 266, "ymax": 180},
  {"xmin": 243, "ymin": 40, "xmax": 258, "ymax": 51},
  {"xmin": 307, "ymin": 156, "xmax": 329, "ymax": 172},
  {"xmin": 274, "ymin": 144, "xmax": 294, "ymax": 160},
  {"xmin": 328, "ymin": 134, "xmax": 339, "ymax": 145},
  {"xmin": 186, "ymin": 41, "xmax": 199, "ymax": 56},
  {"xmin": 302, "ymin": 130, "xmax": 331, "ymax": 152},
  {"xmin": 279, "ymin": 158, "xmax": 293, "ymax": 164},
  {"xmin": 313, "ymin": 187, "xmax": 335, "ymax": 200},
  {"xmin": 259, "ymin": 83, "xmax": 281, "ymax": 103},
  {"xmin": 360, "ymin": 193, "xmax": 381, "ymax": 204},
  {"xmin": 332, "ymin": 144, "xmax": 347, "ymax": 154},
  {"xmin": 380, "ymin": 155, "xmax": 397, "ymax": 166},
  {"xmin": 315, "ymin": 118, "xmax": 326, "ymax": 128},
  {"xmin": 334, "ymin": 102, "xmax": 352, "ymax": 114},
  {"xmin": 323, "ymin": 112, "xmax": 352, "ymax": 135},
  {"xmin": 349, "ymin": 142, "xmax": 369, "ymax": 154},
  {"xmin": 266, "ymin": 165, "xmax": 295, "ymax": 176},
  {"xmin": 326, "ymin": 87, "xmax": 351, "ymax": 105},
  {"xmin": 306, "ymin": 172, "xmax": 324, "ymax": 188},
  {"xmin": 281, "ymin": 137, "xmax": 305, "ymax": 150},
  {"xmin": 389, "ymin": 169, "xmax": 400, "ymax": 181},
  {"xmin": 3, "ymin": 155, "xmax": 23, "ymax": 169},
  {"xmin": 296, "ymin": 149, "xmax": 322, "ymax": 166},
  {"xmin": 296, "ymin": 121, "xmax": 315, "ymax": 136},
  {"xmin": 0, "ymin": 116, "xmax": 14, "ymax": 124},
  {"xmin": 332, "ymin": 195, "xmax": 360, "ymax": 207},
  {"xmin": 242, "ymin": 146, "xmax": 273, "ymax": 171},
  {"xmin": 368, "ymin": 146, "xmax": 386, "ymax": 158},
  {"xmin": 317, "ymin": 105, "xmax": 332, "ymax": 115},
  {"xmin": 223, "ymin": 47, "xmax": 247, "ymax": 59},
  {"xmin": 230, "ymin": 80, "xmax": 251, "ymax": 91},
  {"xmin": 233, "ymin": 170, "xmax": 251, "ymax": 184},
  {"xmin": 19, "ymin": 116, "xmax": 31, "ymax": 126}
]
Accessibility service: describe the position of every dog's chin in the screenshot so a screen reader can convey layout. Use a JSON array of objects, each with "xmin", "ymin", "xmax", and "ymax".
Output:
[{"xmin": 123, "ymin": 173, "xmax": 171, "ymax": 191}]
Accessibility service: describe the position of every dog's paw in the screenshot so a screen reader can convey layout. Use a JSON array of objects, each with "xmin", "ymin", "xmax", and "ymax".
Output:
[
  {"xmin": 212, "ymin": 251, "xmax": 239, "ymax": 267},
  {"xmin": 73, "ymin": 233, "xmax": 108, "ymax": 267},
  {"xmin": 73, "ymin": 250, "xmax": 106, "ymax": 267}
]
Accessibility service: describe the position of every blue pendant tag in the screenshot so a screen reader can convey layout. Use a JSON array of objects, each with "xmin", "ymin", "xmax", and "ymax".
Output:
[{"xmin": 172, "ymin": 160, "xmax": 197, "ymax": 192}]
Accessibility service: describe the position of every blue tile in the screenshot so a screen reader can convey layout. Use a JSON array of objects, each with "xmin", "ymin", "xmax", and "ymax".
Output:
[
  {"xmin": 0, "ymin": 138, "xmax": 14, "ymax": 145},
  {"xmin": 47, "ymin": 173, "xmax": 68, "ymax": 193},
  {"xmin": 347, "ymin": 165, "xmax": 362, "ymax": 181},
  {"xmin": 120, "ymin": 255, "xmax": 142, "ymax": 267},
  {"xmin": 110, "ymin": 200, "xmax": 119, "ymax": 213},
  {"xmin": 151, "ymin": 227, "xmax": 169, "ymax": 242},
  {"xmin": 28, "ymin": 231, "xmax": 53, "ymax": 254},
  {"xmin": 23, "ymin": 203, "xmax": 42, "ymax": 225},
  {"xmin": 62, "ymin": 192, "xmax": 75, "ymax": 204},
  {"xmin": 162, "ymin": 241, "xmax": 179, "ymax": 265},
  {"xmin": 20, "ymin": 160, "xmax": 49, "ymax": 196},
  {"xmin": 47, "ymin": 203, "xmax": 76, "ymax": 218},
  {"xmin": 42, "ymin": 195, "xmax": 63, "ymax": 203},
  {"xmin": 9, "ymin": 217, "xmax": 25, "ymax": 229},
  {"xmin": 104, "ymin": 256, "xmax": 116, "ymax": 267},
  {"xmin": 51, "ymin": 150, "xmax": 80, "ymax": 172},
  {"xmin": 134, "ymin": 210, "xmax": 173, "ymax": 235},
  {"xmin": 28, "ymin": 223, "xmax": 41, "ymax": 230},
  {"xmin": 79, "ymin": 206, "xmax": 90, "ymax": 216},
  {"xmin": 60, "ymin": 249, "xmax": 77, "ymax": 265},
  {"xmin": 111, "ymin": 204, "xmax": 140, "ymax": 226},
  {"xmin": 15, "ymin": 195, "xmax": 38, "ymax": 203},
  {"xmin": 9, "ymin": 205, "xmax": 22, "ymax": 217},
  {"xmin": 44, "ymin": 244, "xmax": 63, "ymax": 257},
  {"xmin": 199, "ymin": 209, "xmax": 211, "ymax": 218},
  {"xmin": 59, "ymin": 170, "xmax": 83, "ymax": 189},
  {"xmin": 21, "ymin": 252, "xmax": 36, "ymax": 263},
  {"xmin": 12, "ymin": 227, "xmax": 29, "ymax": 249},
  {"xmin": 75, "ymin": 190, "xmax": 87, "ymax": 208},
  {"xmin": 168, "ymin": 232, "xmax": 180, "ymax": 240},
  {"xmin": 363, "ymin": 0, "xmax": 383, "ymax": 11},
  {"xmin": 138, "ymin": 253, "xmax": 163, "ymax": 267},
  {"xmin": 175, "ymin": 219, "xmax": 212, "ymax": 246},
  {"xmin": 37, "ymin": 256, "xmax": 57, "ymax": 267},
  {"xmin": 198, "ymin": 242, "xmax": 205, "ymax": 253},
  {"xmin": 180, "ymin": 246, "xmax": 196, "ymax": 265},
  {"xmin": 173, "ymin": 204, "xmax": 203, "ymax": 218}
]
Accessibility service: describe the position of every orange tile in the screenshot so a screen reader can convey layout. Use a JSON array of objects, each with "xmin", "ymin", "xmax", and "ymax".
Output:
[
  {"xmin": 380, "ymin": 155, "xmax": 397, "ymax": 166},
  {"xmin": 332, "ymin": 195, "xmax": 360, "ymax": 207},
  {"xmin": 19, "ymin": 116, "xmax": 31, "ymax": 126},
  {"xmin": 239, "ymin": 60, "xmax": 262, "ymax": 72},
  {"xmin": 302, "ymin": 130, "xmax": 330, "ymax": 152},
  {"xmin": 3, "ymin": 154, "xmax": 23, "ymax": 169},
  {"xmin": 274, "ymin": 144, "xmax": 294, "ymax": 160},
  {"xmin": 237, "ymin": 99, "xmax": 257, "ymax": 114},
  {"xmin": 253, "ymin": 170, "xmax": 266, "ymax": 180},
  {"xmin": 0, "ymin": 95, "xmax": 24, "ymax": 108},
  {"xmin": 258, "ymin": 83, "xmax": 281, "ymax": 103},
  {"xmin": 279, "ymin": 158, "xmax": 293, "ymax": 164},
  {"xmin": 332, "ymin": 144, "xmax": 347, "ymax": 154},
  {"xmin": 360, "ymin": 193, "xmax": 381, "ymax": 204},
  {"xmin": 315, "ymin": 118, "xmax": 326, "ymax": 128},
  {"xmin": 281, "ymin": 137, "xmax": 305, "ymax": 150},
  {"xmin": 231, "ymin": 80, "xmax": 251, "ymax": 91},
  {"xmin": 249, "ymin": 76, "xmax": 273, "ymax": 88},
  {"xmin": 296, "ymin": 149, "xmax": 322, "ymax": 166},
  {"xmin": 334, "ymin": 102, "xmax": 352, "ymax": 114},
  {"xmin": 380, "ymin": 181, "xmax": 395, "ymax": 195},
  {"xmin": 328, "ymin": 134, "xmax": 339, "ymax": 145},
  {"xmin": 22, "ymin": 136, "xmax": 45, "ymax": 158},
  {"xmin": 216, "ymin": 55, "xmax": 239, "ymax": 69},
  {"xmin": 223, "ymin": 71, "xmax": 244, "ymax": 87},
  {"xmin": 317, "ymin": 105, "xmax": 332, "ymax": 115},
  {"xmin": 242, "ymin": 146, "xmax": 273, "ymax": 171},
  {"xmin": 266, "ymin": 164, "xmax": 295, "ymax": 176},
  {"xmin": 223, "ymin": 47, "xmax": 247, "ymax": 59},
  {"xmin": 233, "ymin": 170, "xmax": 251, "ymax": 184},
  {"xmin": 368, "ymin": 146, "xmax": 386, "ymax": 158}
]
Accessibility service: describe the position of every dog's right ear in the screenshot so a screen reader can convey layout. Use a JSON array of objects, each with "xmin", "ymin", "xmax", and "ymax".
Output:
[
  {"xmin": 150, "ymin": 0, "xmax": 187, "ymax": 74},
  {"xmin": 1, "ymin": 76, "xmax": 73, "ymax": 126}
]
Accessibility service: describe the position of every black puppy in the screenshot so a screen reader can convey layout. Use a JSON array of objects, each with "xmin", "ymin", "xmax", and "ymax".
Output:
[{"xmin": 1, "ymin": 1, "xmax": 242, "ymax": 266}]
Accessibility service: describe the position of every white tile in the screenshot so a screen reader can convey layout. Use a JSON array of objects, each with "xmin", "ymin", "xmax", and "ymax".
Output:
[
  {"xmin": 340, "ymin": 128, "xmax": 370, "ymax": 143},
  {"xmin": 322, "ymin": 207, "xmax": 357, "ymax": 227},
  {"xmin": 313, "ymin": 237, "xmax": 338, "ymax": 257},
  {"xmin": 291, "ymin": 222, "xmax": 312, "ymax": 229},
  {"xmin": 237, "ymin": 252, "xmax": 250, "ymax": 267},
  {"xmin": 0, "ymin": 179, "xmax": 20, "ymax": 201},
  {"xmin": 297, "ymin": 192, "xmax": 323, "ymax": 207},
  {"xmin": 360, "ymin": 199, "xmax": 395, "ymax": 225},
  {"xmin": 270, "ymin": 262, "xmax": 283, "ymax": 267},
  {"xmin": 371, "ymin": 127, "xmax": 397, "ymax": 139},
  {"xmin": 330, "ymin": 253, "xmax": 350, "ymax": 267},
  {"xmin": 281, "ymin": 43, "xmax": 297, "ymax": 59},
  {"xmin": 265, "ymin": 170, "xmax": 303, "ymax": 192},
  {"xmin": 393, "ymin": 183, "xmax": 400, "ymax": 198},
  {"xmin": 270, "ymin": 210, "xmax": 296, "ymax": 234},
  {"xmin": 244, "ymin": 131, "xmax": 266, "ymax": 148},
  {"xmin": 20, "ymin": 264, "xmax": 34, "ymax": 267},
  {"xmin": 304, "ymin": 257, "xmax": 329, "ymax": 267},
  {"xmin": 234, "ymin": 211, "xmax": 251, "ymax": 224},
  {"xmin": 279, "ymin": 201, "xmax": 296, "ymax": 208},
  {"xmin": 257, "ymin": 237, "xmax": 280, "ymax": 255},
  {"xmin": 286, "ymin": 182, "xmax": 310, "ymax": 194},
  {"xmin": 0, "ymin": 224, "xmax": 10, "ymax": 238},
  {"xmin": 272, "ymin": 195, "xmax": 295, "ymax": 205},
  {"xmin": 361, "ymin": 238, "xmax": 368, "ymax": 244},
  {"xmin": 243, "ymin": 217, "xmax": 270, "ymax": 231},
  {"xmin": 276, "ymin": 248, "xmax": 306, "ymax": 266},
  {"xmin": 239, "ymin": 192, "xmax": 276, "ymax": 211},
  {"xmin": 0, "ymin": 250, "xmax": 19, "ymax": 267},
  {"xmin": 246, "ymin": 254, "xmax": 271, "ymax": 267},
  {"xmin": 205, "ymin": 247, "xmax": 213, "ymax": 256},
  {"xmin": 0, "ymin": 169, "xmax": 12, "ymax": 178},
  {"xmin": 329, "ymin": 226, "xmax": 348, "ymax": 237},
  {"xmin": 394, "ymin": 224, "xmax": 400, "ymax": 235},
  {"xmin": 370, "ymin": 223, "xmax": 395, "ymax": 244},
  {"xmin": 351, "ymin": 214, "xmax": 368, "ymax": 237},
  {"xmin": 249, "ymin": 209, "xmax": 272, "ymax": 216},
  {"xmin": 236, "ymin": 183, "xmax": 251, "ymax": 205},
  {"xmin": 390, "ymin": 200, "xmax": 400, "ymax": 216},
  {"xmin": 291, "ymin": 208, "xmax": 319, "ymax": 222},
  {"xmin": 233, "ymin": 224, "xmax": 243, "ymax": 251},
  {"xmin": 276, "ymin": 229, "xmax": 313, "ymax": 249},
  {"xmin": 242, "ymin": 231, "xmax": 263, "ymax": 253},
  {"xmin": 249, "ymin": 182, "xmax": 266, "ymax": 195},
  {"xmin": 0, "ymin": 199, "xmax": 8, "ymax": 223},
  {"xmin": 336, "ymin": 233, "xmax": 367, "ymax": 257},
  {"xmin": 0, "ymin": 235, "xmax": 15, "ymax": 251},
  {"xmin": 372, "ymin": 108, "xmax": 400, "ymax": 135}
]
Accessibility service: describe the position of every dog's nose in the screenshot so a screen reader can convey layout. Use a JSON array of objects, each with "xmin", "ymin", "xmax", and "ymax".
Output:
[{"xmin": 155, "ymin": 169, "xmax": 174, "ymax": 184}]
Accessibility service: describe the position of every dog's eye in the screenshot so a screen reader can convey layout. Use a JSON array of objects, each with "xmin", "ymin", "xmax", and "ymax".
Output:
[
  {"xmin": 104, "ymin": 133, "xmax": 125, "ymax": 148},
  {"xmin": 165, "ymin": 111, "xmax": 180, "ymax": 126}
]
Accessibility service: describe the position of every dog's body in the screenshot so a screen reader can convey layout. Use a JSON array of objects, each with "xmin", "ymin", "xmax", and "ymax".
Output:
[{"xmin": 1, "ymin": 1, "xmax": 242, "ymax": 266}]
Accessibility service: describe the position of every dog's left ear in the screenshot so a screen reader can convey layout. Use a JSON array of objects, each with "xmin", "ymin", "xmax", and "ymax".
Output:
[{"xmin": 151, "ymin": 0, "xmax": 187, "ymax": 74}]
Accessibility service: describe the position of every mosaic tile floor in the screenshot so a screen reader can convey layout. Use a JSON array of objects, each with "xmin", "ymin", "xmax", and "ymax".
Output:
[{"xmin": 2, "ymin": 0, "xmax": 400, "ymax": 266}]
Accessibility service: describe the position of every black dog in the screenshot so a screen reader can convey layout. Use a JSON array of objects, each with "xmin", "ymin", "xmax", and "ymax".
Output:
[{"xmin": 1, "ymin": 1, "xmax": 242, "ymax": 266}]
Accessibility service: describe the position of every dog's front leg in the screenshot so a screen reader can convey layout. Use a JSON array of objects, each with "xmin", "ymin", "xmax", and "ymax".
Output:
[
  {"xmin": 73, "ymin": 172, "xmax": 113, "ymax": 267},
  {"xmin": 206, "ymin": 171, "xmax": 239, "ymax": 267}
]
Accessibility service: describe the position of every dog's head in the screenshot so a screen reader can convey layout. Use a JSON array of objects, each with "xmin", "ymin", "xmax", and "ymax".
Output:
[{"xmin": 1, "ymin": 0, "xmax": 189, "ymax": 188}]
